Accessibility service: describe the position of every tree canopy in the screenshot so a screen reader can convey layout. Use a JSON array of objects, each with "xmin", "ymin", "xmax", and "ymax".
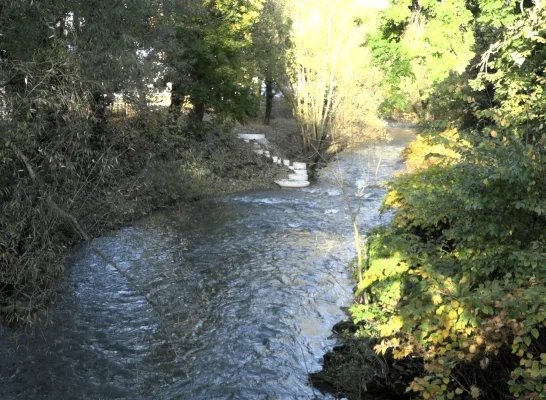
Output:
[
  {"xmin": 279, "ymin": 0, "xmax": 384, "ymax": 160},
  {"xmin": 162, "ymin": 0, "xmax": 265, "ymax": 124}
]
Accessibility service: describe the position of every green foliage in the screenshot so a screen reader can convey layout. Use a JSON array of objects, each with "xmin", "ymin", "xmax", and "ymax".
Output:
[
  {"xmin": 366, "ymin": 33, "xmax": 413, "ymax": 112},
  {"xmin": 251, "ymin": 0, "xmax": 290, "ymax": 79},
  {"xmin": 350, "ymin": 4, "xmax": 546, "ymax": 399},
  {"xmin": 357, "ymin": 153, "xmax": 546, "ymax": 396},
  {"xmin": 163, "ymin": 0, "xmax": 264, "ymax": 124},
  {"xmin": 368, "ymin": 0, "xmax": 475, "ymax": 119},
  {"xmin": 471, "ymin": 6, "xmax": 546, "ymax": 141}
]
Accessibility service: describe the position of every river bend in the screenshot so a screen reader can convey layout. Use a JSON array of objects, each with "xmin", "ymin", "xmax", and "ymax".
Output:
[{"xmin": 0, "ymin": 128, "xmax": 415, "ymax": 399}]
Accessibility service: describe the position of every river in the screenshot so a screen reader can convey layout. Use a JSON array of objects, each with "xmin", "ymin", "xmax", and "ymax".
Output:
[{"xmin": 0, "ymin": 128, "xmax": 416, "ymax": 399}]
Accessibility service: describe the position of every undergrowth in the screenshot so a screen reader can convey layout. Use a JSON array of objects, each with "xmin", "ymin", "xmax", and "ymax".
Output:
[
  {"xmin": 342, "ymin": 121, "xmax": 546, "ymax": 400},
  {"xmin": 0, "ymin": 108, "xmax": 284, "ymax": 325},
  {"xmin": 323, "ymin": 9, "xmax": 546, "ymax": 399}
]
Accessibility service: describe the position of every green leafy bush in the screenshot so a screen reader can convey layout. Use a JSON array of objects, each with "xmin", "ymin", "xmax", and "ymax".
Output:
[
  {"xmin": 355, "ymin": 128, "xmax": 546, "ymax": 398},
  {"xmin": 350, "ymin": 7, "xmax": 546, "ymax": 399}
]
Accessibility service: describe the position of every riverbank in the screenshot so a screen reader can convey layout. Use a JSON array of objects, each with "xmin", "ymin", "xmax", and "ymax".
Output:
[
  {"xmin": 0, "ymin": 106, "xmax": 300, "ymax": 325},
  {"xmin": 309, "ymin": 126, "xmax": 420, "ymax": 400},
  {"xmin": 309, "ymin": 319, "xmax": 420, "ymax": 400}
]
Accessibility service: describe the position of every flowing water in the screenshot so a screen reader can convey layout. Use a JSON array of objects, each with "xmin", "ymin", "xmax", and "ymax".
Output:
[{"xmin": 0, "ymin": 128, "xmax": 416, "ymax": 400}]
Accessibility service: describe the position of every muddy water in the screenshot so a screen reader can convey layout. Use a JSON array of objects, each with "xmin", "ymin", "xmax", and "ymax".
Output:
[{"xmin": 0, "ymin": 128, "xmax": 416, "ymax": 399}]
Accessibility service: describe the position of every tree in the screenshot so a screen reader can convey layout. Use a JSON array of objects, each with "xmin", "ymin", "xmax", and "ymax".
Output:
[
  {"xmin": 368, "ymin": 0, "xmax": 475, "ymax": 119},
  {"xmin": 471, "ymin": 3, "xmax": 546, "ymax": 141},
  {"xmin": 72, "ymin": 0, "xmax": 160, "ymax": 118},
  {"xmin": 279, "ymin": 0, "xmax": 384, "ymax": 161},
  {"xmin": 251, "ymin": 0, "xmax": 290, "ymax": 125},
  {"xmin": 163, "ymin": 0, "xmax": 265, "ymax": 125}
]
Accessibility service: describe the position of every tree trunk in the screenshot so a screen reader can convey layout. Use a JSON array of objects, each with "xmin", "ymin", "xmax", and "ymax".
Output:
[
  {"xmin": 263, "ymin": 78, "xmax": 274, "ymax": 125},
  {"xmin": 191, "ymin": 101, "xmax": 205, "ymax": 124},
  {"xmin": 91, "ymin": 91, "xmax": 110, "ymax": 126},
  {"xmin": 170, "ymin": 83, "xmax": 182, "ymax": 113},
  {"xmin": 301, "ymin": 128, "xmax": 310, "ymax": 155}
]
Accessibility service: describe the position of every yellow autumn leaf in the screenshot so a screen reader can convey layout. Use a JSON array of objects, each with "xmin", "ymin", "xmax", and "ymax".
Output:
[
  {"xmin": 414, "ymin": 383, "xmax": 424, "ymax": 392},
  {"xmin": 380, "ymin": 316, "xmax": 404, "ymax": 336},
  {"xmin": 432, "ymin": 294, "xmax": 443, "ymax": 305}
]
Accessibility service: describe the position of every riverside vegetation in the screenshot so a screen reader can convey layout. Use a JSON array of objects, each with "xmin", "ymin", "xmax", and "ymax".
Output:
[
  {"xmin": 0, "ymin": 0, "xmax": 381, "ymax": 325},
  {"xmin": 0, "ymin": 0, "xmax": 293, "ymax": 325},
  {"xmin": 3, "ymin": 1, "xmax": 546, "ymax": 399},
  {"xmin": 312, "ymin": 1, "xmax": 546, "ymax": 400}
]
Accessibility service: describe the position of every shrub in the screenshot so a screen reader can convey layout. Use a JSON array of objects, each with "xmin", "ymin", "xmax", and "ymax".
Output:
[{"xmin": 351, "ymin": 128, "xmax": 546, "ymax": 399}]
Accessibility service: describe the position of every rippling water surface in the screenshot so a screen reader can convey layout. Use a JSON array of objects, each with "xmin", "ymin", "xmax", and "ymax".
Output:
[{"xmin": 0, "ymin": 128, "xmax": 416, "ymax": 399}]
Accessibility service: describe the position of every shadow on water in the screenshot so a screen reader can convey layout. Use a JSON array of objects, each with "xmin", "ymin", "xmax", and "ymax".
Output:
[{"xmin": 0, "ymin": 128, "xmax": 416, "ymax": 399}]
